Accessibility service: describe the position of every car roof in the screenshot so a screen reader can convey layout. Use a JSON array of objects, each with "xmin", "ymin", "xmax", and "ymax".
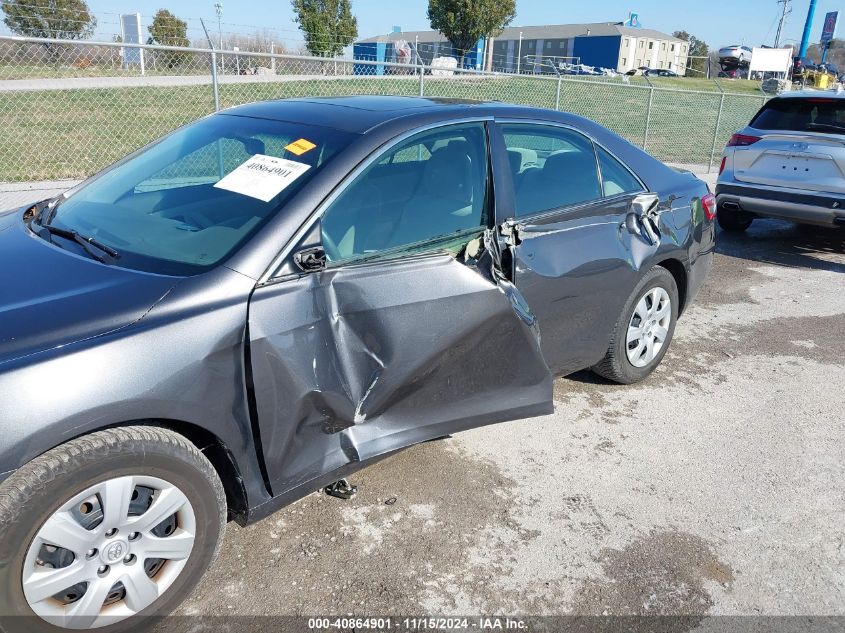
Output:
[
  {"xmin": 772, "ymin": 90, "xmax": 845, "ymax": 100},
  {"xmin": 218, "ymin": 95, "xmax": 553, "ymax": 134}
]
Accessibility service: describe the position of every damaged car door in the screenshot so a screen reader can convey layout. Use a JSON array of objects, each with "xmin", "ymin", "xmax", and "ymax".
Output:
[
  {"xmin": 247, "ymin": 121, "xmax": 553, "ymax": 495},
  {"xmin": 495, "ymin": 122, "xmax": 660, "ymax": 375}
]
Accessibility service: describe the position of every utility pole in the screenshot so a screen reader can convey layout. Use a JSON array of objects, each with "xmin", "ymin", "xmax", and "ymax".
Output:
[
  {"xmin": 774, "ymin": 0, "xmax": 792, "ymax": 47},
  {"xmin": 516, "ymin": 31, "xmax": 523, "ymax": 74},
  {"xmin": 214, "ymin": 2, "xmax": 223, "ymax": 72}
]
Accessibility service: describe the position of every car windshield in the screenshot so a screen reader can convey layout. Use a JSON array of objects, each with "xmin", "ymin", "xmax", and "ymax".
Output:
[
  {"xmin": 43, "ymin": 114, "xmax": 356, "ymax": 275},
  {"xmin": 751, "ymin": 98, "xmax": 845, "ymax": 135}
]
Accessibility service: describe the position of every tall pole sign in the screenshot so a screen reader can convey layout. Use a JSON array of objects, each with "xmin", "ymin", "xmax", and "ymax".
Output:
[{"xmin": 820, "ymin": 11, "xmax": 838, "ymax": 63}]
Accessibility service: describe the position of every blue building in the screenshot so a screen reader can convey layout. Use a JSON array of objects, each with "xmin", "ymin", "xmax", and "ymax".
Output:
[{"xmin": 354, "ymin": 22, "xmax": 688, "ymax": 75}]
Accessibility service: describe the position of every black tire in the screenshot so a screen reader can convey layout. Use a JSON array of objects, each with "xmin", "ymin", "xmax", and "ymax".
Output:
[
  {"xmin": 0, "ymin": 426, "xmax": 226, "ymax": 633},
  {"xmin": 716, "ymin": 204, "xmax": 753, "ymax": 232},
  {"xmin": 592, "ymin": 266, "xmax": 679, "ymax": 384}
]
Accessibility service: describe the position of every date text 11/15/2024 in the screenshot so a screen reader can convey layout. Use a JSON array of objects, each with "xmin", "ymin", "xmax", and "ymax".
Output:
[{"xmin": 307, "ymin": 617, "xmax": 528, "ymax": 630}]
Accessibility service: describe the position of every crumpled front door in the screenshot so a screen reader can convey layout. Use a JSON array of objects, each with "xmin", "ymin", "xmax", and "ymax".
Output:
[{"xmin": 247, "ymin": 236, "xmax": 553, "ymax": 496}]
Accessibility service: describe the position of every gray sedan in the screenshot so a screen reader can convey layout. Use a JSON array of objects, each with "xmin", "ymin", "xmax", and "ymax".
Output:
[{"xmin": 0, "ymin": 96, "xmax": 714, "ymax": 630}]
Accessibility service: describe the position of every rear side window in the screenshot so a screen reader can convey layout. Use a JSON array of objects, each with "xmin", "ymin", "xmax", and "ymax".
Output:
[
  {"xmin": 597, "ymin": 146, "xmax": 644, "ymax": 196},
  {"xmin": 751, "ymin": 98, "xmax": 845, "ymax": 134},
  {"xmin": 500, "ymin": 124, "xmax": 602, "ymax": 217}
]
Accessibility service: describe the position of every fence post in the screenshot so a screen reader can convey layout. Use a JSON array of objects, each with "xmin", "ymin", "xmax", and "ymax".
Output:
[
  {"xmin": 419, "ymin": 62, "xmax": 425, "ymax": 97},
  {"xmin": 200, "ymin": 19, "xmax": 221, "ymax": 112},
  {"xmin": 555, "ymin": 75, "xmax": 562, "ymax": 110},
  {"xmin": 210, "ymin": 50, "xmax": 221, "ymax": 111},
  {"xmin": 642, "ymin": 87, "xmax": 654, "ymax": 150},
  {"xmin": 708, "ymin": 93, "xmax": 726, "ymax": 173}
]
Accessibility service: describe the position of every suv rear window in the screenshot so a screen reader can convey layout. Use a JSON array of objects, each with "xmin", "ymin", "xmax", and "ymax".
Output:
[{"xmin": 751, "ymin": 98, "xmax": 845, "ymax": 135}]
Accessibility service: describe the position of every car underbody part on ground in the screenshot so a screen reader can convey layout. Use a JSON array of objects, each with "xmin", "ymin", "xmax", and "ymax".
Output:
[{"xmin": 323, "ymin": 479, "xmax": 359, "ymax": 500}]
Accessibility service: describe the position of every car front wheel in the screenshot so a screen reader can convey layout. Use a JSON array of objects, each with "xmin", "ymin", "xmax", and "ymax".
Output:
[
  {"xmin": 0, "ymin": 426, "xmax": 226, "ymax": 632},
  {"xmin": 593, "ymin": 266, "xmax": 679, "ymax": 384}
]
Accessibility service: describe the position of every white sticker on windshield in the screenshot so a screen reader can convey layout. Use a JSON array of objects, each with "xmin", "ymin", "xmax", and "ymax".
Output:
[{"xmin": 213, "ymin": 154, "xmax": 311, "ymax": 202}]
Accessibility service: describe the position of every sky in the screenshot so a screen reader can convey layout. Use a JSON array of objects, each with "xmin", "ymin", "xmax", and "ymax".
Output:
[{"xmin": 1, "ymin": 0, "xmax": 841, "ymax": 51}]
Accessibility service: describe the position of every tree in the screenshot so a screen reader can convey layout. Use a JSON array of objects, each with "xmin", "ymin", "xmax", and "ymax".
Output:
[
  {"xmin": 427, "ymin": 0, "xmax": 515, "ymax": 68},
  {"xmin": 807, "ymin": 38, "xmax": 844, "ymax": 70},
  {"xmin": 673, "ymin": 30, "xmax": 709, "ymax": 77},
  {"xmin": 291, "ymin": 0, "xmax": 358, "ymax": 58},
  {"xmin": 148, "ymin": 9, "xmax": 189, "ymax": 47},
  {"xmin": 148, "ymin": 9, "xmax": 190, "ymax": 68},
  {"xmin": 1, "ymin": 0, "xmax": 96, "ymax": 40}
]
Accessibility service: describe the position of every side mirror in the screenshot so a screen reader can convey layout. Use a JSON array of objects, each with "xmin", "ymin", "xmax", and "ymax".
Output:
[{"xmin": 293, "ymin": 246, "xmax": 326, "ymax": 272}]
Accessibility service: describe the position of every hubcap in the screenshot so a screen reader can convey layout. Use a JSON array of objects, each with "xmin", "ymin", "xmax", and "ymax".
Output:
[
  {"xmin": 22, "ymin": 475, "xmax": 196, "ymax": 629},
  {"xmin": 626, "ymin": 286, "xmax": 672, "ymax": 368}
]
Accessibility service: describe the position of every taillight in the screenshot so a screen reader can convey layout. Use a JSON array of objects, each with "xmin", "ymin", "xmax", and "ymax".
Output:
[
  {"xmin": 719, "ymin": 156, "xmax": 727, "ymax": 175},
  {"xmin": 702, "ymin": 193, "xmax": 717, "ymax": 221},
  {"xmin": 727, "ymin": 133, "xmax": 761, "ymax": 147}
]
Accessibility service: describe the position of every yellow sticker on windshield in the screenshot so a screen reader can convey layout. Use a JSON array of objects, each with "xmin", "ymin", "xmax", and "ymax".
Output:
[{"xmin": 285, "ymin": 138, "xmax": 317, "ymax": 156}]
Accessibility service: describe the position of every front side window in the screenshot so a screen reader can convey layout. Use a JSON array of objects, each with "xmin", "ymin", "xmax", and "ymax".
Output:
[
  {"xmin": 45, "ymin": 115, "xmax": 354, "ymax": 275},
  {"xmin": 321, "ymin": 123, "xmax": 489, "ymax": 264},
  {"xmin": 501, "ymin": 124, "xmax": 602, "ymax": 217}
]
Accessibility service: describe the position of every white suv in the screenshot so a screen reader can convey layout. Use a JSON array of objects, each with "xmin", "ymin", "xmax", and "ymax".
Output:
[{"xmin": 716, "ymin": 91, "xmax": 845, "ymax": 231}]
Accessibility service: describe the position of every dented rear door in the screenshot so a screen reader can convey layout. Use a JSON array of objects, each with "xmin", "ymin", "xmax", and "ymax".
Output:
[{"xmin": 494, "ymin": 121, "xmax": 661, "ymax": 375}]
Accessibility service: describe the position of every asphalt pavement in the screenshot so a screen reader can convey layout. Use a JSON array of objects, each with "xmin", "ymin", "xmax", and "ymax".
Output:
[{"xmin": 176, "ymin": 216, "xmax": 845, "ymax": 620}]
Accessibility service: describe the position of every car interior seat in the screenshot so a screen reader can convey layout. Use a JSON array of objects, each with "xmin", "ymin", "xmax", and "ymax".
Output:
[
  {"xmin": 388, "ymin": 142, "xmax": 480, "ymax": 248},
  {"xmin": 515, "ymin": 151, "xmax": 601, "ymax": 215}
]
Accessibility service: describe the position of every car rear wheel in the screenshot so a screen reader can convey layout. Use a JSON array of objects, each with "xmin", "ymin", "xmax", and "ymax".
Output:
[
  {"xmin": 592, "ymin": 266, "xmax": 679, "ymax": 384},
  {"xmin": 0, "ymin": 426, "xmax": 226, "ymax": 632},
  {"xmin": 716, "ymin": 204, "xmax": 753, "ymax": 232}
]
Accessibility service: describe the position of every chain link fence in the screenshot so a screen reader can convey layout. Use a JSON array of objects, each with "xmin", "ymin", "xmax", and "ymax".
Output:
[{"xmin": 0, "ymin": 35, "xmax": 769, "ymax": 209}]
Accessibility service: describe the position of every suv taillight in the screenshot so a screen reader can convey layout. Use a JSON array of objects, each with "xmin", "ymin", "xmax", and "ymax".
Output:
[
  {"xmin": 701, "ymin": 193, "xmax": 717, "ymax": 221},
  {"xmin": 719, "ymin": 156, "xmax": 727, "ymax": 175},
  {"xmin": 727, "ymin": 133, "xmax": 761, "ymax": 147}
]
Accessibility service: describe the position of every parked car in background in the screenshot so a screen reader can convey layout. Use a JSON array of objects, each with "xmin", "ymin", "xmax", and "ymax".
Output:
[
  {"xmin": 719, "ymin": 45, "xmax": 753, "ymax": 66},
  {"xmin": 561, "ymin": 63, "xmax": 601, "ymax": 76},
  {"xmin": 0, "ymin": 96, "xmax": 715, "ymax": 630},
  {"xmin": 719, "ymin": 68, "xmax": 741, "ymax": 79},
  {"xmin": 644, "ymin": 69, "xmax": 680, "ymax": 78},
  {"xmin": 716, "ymin": 91, "xmax": 845, "ymax": 231}
]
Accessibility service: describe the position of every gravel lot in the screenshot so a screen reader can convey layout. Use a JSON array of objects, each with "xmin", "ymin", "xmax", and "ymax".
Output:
[{"xmin": 171, "ymin": 212, "xmax": 844, "ymax": 621}]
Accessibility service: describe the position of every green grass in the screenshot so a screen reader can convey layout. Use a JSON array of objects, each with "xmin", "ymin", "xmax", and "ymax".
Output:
[{"xmin": 0, "ymin": 75, "xmax": 768, "ymax": 182}]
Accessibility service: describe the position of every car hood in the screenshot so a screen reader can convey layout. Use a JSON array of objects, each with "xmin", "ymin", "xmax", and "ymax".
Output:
[{"xmin": 0, "ymin": 211, "xmax": 180, "ymax": 366}]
